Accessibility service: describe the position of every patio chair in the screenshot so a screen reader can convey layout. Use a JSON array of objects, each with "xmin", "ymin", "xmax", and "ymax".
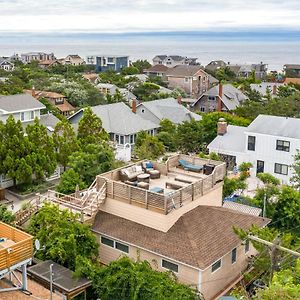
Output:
[{"xmin": 178, "ymin": 159, "xmax": 203, "ymax": 173}]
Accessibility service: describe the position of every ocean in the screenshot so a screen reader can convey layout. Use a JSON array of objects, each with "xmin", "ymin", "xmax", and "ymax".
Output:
[{"xmin": 1, "ymin": 31, "xmax": 300, "ymax": 71}]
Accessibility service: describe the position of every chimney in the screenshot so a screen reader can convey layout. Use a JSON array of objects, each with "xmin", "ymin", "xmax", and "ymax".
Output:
[
  {"xmin": 217, "ymin": 118, "xmax": 227, "ymax": 135},
  {"xmin": 272, "ymin": 84, "xmax": 277, "ymax": 95},
  {"xmin": 177, "ymin": 95, "xmax": 182, "ymax": 105},
  {"xmin": 31, "ymin": 86, "xmax": 36, "ymax": 98},
  {"xmin": 132, "ymin": 99, "xmax": 137, "ymax": 113},
  {"xmin": 217, "ymin": 83, "xmax": 223, "ymax": 112}
]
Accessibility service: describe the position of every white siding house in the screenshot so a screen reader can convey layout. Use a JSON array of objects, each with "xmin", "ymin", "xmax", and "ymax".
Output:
[{"xmin": 208, "ymin": 115, "xmax": 300, "ymax": 184}]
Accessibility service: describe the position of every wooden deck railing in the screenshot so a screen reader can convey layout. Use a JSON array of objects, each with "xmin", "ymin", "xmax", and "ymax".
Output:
[
  {"xmin": 0, "ymin": 222, "xmax": 33, "ymax": 271},
  {"xmin": 97, "ymin": 156, "xmax": 226, "ymax": 214}
]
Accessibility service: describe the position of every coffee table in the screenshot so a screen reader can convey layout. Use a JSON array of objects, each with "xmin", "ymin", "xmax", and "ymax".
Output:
[{"xmin": 137, "ymin": 173, "xmax": 150, "ymax": 183}]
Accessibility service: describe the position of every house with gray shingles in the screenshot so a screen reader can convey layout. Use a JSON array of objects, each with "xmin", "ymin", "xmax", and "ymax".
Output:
[
  {"xmin": 0, "ymin": 57, "xmax": 14, "ymax": 71},
  {"xmin": 250, "ymin": 82, "xmax": 285, "ymax": 97},
  {"xmin": 0, "ymin": 93, "xmax": 60, "ymax": 134},
  {"xmin": 165, "ymin": 65, "xmax": 210, "ymax": 97},
  {"xmin": 283, "ymin": 64, "xmax": 300, "ymax": 77},
  {"xmin": 228, "ymin": 63, "xmax": 268, "ymax": 80},
  {"xmin": 20, "ymin": 52, "xmax": 56, "ymax": 63},
  {"xmin": 205, "ymin": 60, "xmax": 227, "ymax": 73},
  {"xmin": 68, "ymin": 102, "xmax": 158, "ymax": 146},
  {"xmin": 153, "ymin": 55, "xmax": 198, "ymax": 68},
  {"xmin": 135, "ymin": 98, "xmax": 201, "ymax": 125},
  {"xmin": 192, "ymin": 84, "xmax": 247, "ymax": 113}
]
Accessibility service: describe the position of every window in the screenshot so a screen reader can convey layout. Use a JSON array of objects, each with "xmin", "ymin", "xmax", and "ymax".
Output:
[
  {"xmin": 130, "ymin": 135, "xmax": 134, "ymax": 144},
  {"xmin": 115, "ymin": 242, "xmax": 129, "ymax": 253},
  {"xmin": 120, "ymin": 135, "xmax": 124, "ymax": 145},
  {"xmin": 276, "ymin": 140, "xmax": 290, "ymax": 152},
  {"xmin": 208, "ymin": 96, "xmax": 215, "ymax": 101},
  {"xmin": 30, "ymin": 111, "xmax": 34, "ymax": 120},
  {"xmin": 274, "ymin": 163, "xmax": 288, "ymax": 175},
  {"xmin": 211, "ymin": 259, "xmax": 221, "ymax": 273},
  {"xmin": 20, "ymin": 112, "xmax": 25, "ymax": 121},
  {"xmin": 248, "ymin": 136, "xmax": 256, "ymax": 151},
  {"xmin": 231, "ymin": 248, "xmax": 237, "ymax": 264},
  {"xmin": 101, "ymin": 236, "xmax": 114, "ymax": 248},
  {"xmin": 115, "ymin": 134, "xmax": 119, "ymax": 143},
  {"xmin": 200, "ymin": 107, "xmax": 205, "ymax": 112},
  {"xmin": 162, "ymin": 259, "xmax": 179, "ymax": 273},
  {"xmin": 141, "ymin": 109, "xmax": 145, "ymax": 113},
  {"xmin": 245, "ymin": 240, "xmax": 250, "ymax": 253},
  {"xmin": 184, "ymin": 77, "xmax": 189, "ymax": 82}
]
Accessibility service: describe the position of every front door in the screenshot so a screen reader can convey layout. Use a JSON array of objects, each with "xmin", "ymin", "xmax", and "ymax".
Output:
[{"xmin": 257, "ymin": 160, "xmax": 264, "ymax": 174}]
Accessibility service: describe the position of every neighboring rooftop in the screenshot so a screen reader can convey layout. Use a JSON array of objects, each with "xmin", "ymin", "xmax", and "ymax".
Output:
[
  {"xmin": 208, "ymin": 125, "xmax": 246, "ymax": 154},
  {"xmin": 92, "ymin": 206, "xmax": 269, "ymax": 269},
  {"xmin": 144, "ymin": 65, "xmax": 169, "ymax": 72},
  {"xmin": 0, "ymin": 94, "xmax": 45, "ymax": 113},
  {"xmin": 137, "ymin": 98, "xmax": 202, "ymax": 124},
  {"xmin": 284, "ymin": 77, "xmax": 300, "ymax": 85},
  {"xmin": 70, "ymin": 102, "xmax": 158, "ymax": 135},
  {"xmin": 250, "ymin": 82, "xmax": 284, "ymax": 95},
  {"xmin": 165, "ymin": 65, "xmax": 204, "ymax": 77},
  {"xmin": 284, "ymin": 64, "xmax": 300, "ymax": 70},
  {"xmin": 195, "ymin": 84, "xmax": 247, "ymax": 111},
  {"xmin": 246, "ymin": 114, "xmax": 300, "ymax": 139}
]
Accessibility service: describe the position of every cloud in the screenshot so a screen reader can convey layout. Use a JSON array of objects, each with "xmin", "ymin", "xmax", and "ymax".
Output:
[{"xmin": 0, "ymin": 0, "xmax": 299, "ymax": 32}]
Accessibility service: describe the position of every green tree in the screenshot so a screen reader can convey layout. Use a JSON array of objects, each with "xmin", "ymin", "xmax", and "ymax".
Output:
[
  {"xmin": 0, "ymin": 116, "xmax": 32, "ymax": 186},
  {"xmin": 56, "ymin": 169, "xmax": 86, "ymax": 195},
  {"xmin": 255, "ymin": 259, "xmax": 300, "ymax": 299},
  {"xmin": 121, "ymin": 66, "xmax": 139, "ymax": 75},
  {"xmin": 291, "ymin": 150, "xmax": 300, "ymax": 189},
  {"xmin": 28, "ymin": 204, "xmax": 99, "ymax": 270},
  {"xmin": 69, "ymin": 143, "xmax": 115, "ymax": 185},
  {"xmin": 215, "ymin": 67, "xmax": 236, "ymax": 82},
  {"xmin": 201, "ymin": 112, "xmax": 251, "ymax": 145},
  {"xmin": 272, "ymin": 186, "xmax": 300, "ymax": 234},
  {"xmin": 135, "ymin": 131, "xmax": 148, "ymax": 148},
  {"xmin": 132, "ymin": 59, "xmax": 152, "ymax": 73},
  {"xmin": 76, "ymin": 256, "xmax": 199, "ymax": 300},
  {"xmin": 0, "ymin": 204, "xmax": 15, "ymax": 224},
  {"xmin": 176, "ymin": 120, "xmax": 206, "ymax": 153},
  {"xmin": 135, "ymin": 135, "xmax": 165, "ymax": 160},
  {"xmin": 26, "ymin": 118, "xmax": 57, "ymax": 182},
  {"xmin": 222, "ymin": 177, "xmax": 247, "ymax": 198},
  {"xmin": 77, "ymin": 107, "xmax": 108, "ymax": 147},
  {"xmin": 157, "ymin": 119, "xmax": 177, "ymax": 151},
  {"xmin": 132, "ymin": 82, "xmax": 160, "ymax": 101},
  {"xmin": 53, "ymin": 120, "xmax": 79, "ymax": 171}
]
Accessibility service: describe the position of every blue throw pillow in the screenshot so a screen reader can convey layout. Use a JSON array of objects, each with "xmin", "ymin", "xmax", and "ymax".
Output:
[{"xmin": 146, "ymin": 162, "xmax": 153, "ymax": 169}]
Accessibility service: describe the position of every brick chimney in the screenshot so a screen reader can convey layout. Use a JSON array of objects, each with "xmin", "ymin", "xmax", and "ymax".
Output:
[
  {"xmin": 132, "ymin": 99, "xmax": 137, "ymax": 113},
  {"xmin": 177, "ymin": 95, "xmax": 182, "ymax": 105},
  {"xmin": 217, "ymin": 83, "xmax": 223, "ymax": 112},
  {"xmin": 272, "ymin": 84, "xmax": 277, "ymax": 95},
  {"xmin": 217, "ymin": 118, "xmax": 227, "ymax": 135}
]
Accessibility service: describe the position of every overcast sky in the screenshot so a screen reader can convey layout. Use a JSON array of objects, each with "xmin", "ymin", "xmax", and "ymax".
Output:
[{"xmin": 0, "ymin": 0, "xmax": 300, "ymax": 32}]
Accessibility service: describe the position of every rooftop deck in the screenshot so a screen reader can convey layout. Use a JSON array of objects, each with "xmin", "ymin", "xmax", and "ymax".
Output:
[
  {"xmin": 0, "ymin": 222, "xmax": 33, "ymax": 275},
  {"xmin": 97, "ymin": 154, "xmax": 226, "ymax": 215}
]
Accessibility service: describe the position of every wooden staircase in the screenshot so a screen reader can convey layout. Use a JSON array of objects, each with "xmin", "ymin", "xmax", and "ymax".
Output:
[{"xmin": 14, "ymin": 179, "xmax": 107, "ymax": 226}]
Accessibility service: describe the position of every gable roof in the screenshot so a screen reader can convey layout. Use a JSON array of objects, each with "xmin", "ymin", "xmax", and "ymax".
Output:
[
  {"xmin": 92, "ymin": 206, "xmax": 269, "ymax": 270},
  {"xmin": 144, "ymin": 65, "xmax": 169, "ymax": 73},
  {"xmin": 246, "ymin": 114, "xmax": 300, "ymax": 139},
  {"xmin": 165, "ymin": 65, "xmax": 205, "ymax": 77},
  {"xmin": 154, "ymin": 55, "xmax": 168, "ymax": 60},
  {"xmin": 284, "ymin": 78, "xmax": 300, "ymax": 85},
  {"xmin": 137, "ymin": 98, "xmax": 201, "ymax": 124},
  {"xmin": 0, "ymin": 94, "xmax": 45, "ymax": 113},
  {"xmin": 70, "ymin": 102, "xmax": 158, "ymax": 135},
  {"xmin": 194, "ymin": 84, "xmax": 247, "ymax": 111}
]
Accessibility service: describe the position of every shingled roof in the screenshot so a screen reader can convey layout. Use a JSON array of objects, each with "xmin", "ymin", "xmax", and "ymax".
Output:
[
  {"xmin": 92, "ymin": 206, "xmax": 269, "ymax": 270},
  {"xmin": 166, "ymin": 65, "xmax": 205, "ymax": 77}
]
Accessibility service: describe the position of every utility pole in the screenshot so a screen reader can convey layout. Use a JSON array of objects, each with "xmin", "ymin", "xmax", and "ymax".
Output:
[{"xmin": 248, "ymin": 235, "xmax": 300, "ymax": 258}]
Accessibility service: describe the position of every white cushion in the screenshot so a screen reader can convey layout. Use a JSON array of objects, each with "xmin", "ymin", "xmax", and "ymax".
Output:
[{"xmin": 136, "ymin": 165, "xmax": 142, "ymax": 172}]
